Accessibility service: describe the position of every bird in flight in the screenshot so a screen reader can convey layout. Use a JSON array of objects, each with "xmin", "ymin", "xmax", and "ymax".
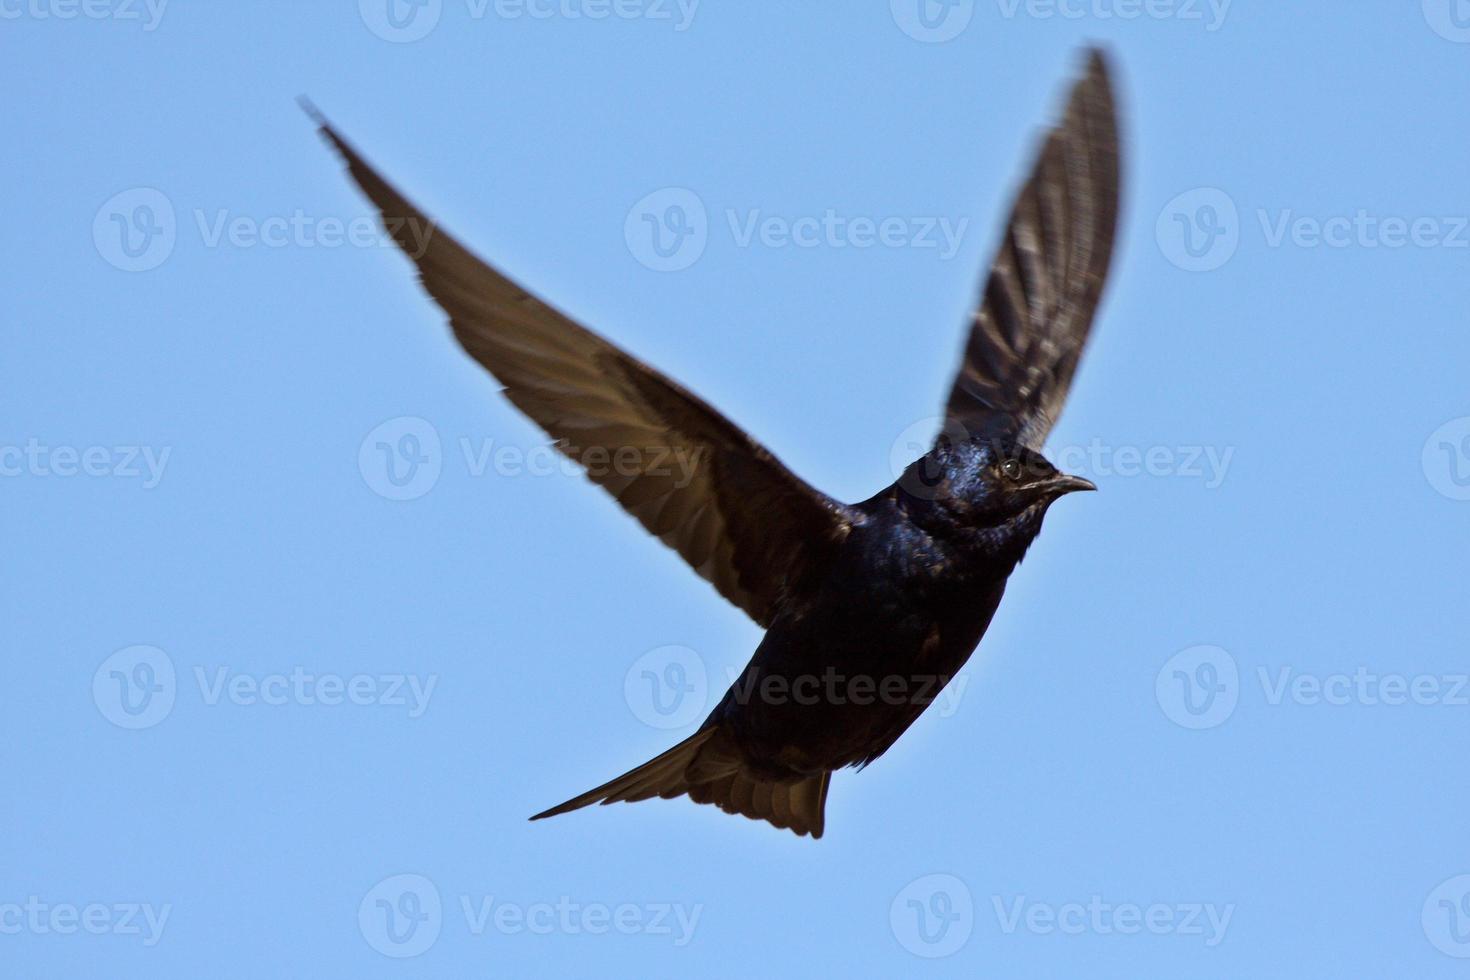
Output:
[{"xmin": 310, "ymin": 48, "xmax": 1119, "ymax": 839}]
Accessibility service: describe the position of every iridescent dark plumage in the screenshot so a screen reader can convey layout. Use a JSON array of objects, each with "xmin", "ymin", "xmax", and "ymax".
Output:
[{"xmin": 312, "ymin": 49, "xmax": 1120, "ymax": 838}]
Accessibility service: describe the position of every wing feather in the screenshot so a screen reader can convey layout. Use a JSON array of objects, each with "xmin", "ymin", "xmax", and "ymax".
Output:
[
  {"xmin": 944, "ymin": 49, "xmax": 1121, "ymax": 449},
  {"xmin": 311, "ymin": 111, "xmax": 854, "ymax": 626}
]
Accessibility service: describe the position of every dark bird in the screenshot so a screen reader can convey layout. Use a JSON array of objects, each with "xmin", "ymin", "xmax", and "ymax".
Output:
[{"xmin": 309, "ymin": 48, "xmax": 1119, "ymax": 839}]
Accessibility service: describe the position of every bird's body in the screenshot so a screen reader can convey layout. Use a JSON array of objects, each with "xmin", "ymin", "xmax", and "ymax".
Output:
[
  {"xmin": 312, "ymin": 48, "xmax": 1121, "ymax": 838},
  {"xmin": 711, "ymin": 481, "xmax": 1024, "ymax": 780}
]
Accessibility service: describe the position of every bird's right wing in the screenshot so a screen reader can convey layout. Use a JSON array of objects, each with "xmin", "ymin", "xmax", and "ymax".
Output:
[
  {"xmin": 311, "ymin": 112, "xmax": 855, "ymax": 628},
  {"xmin": 942, "ymin": 49, "xmax": 1121, "ymax": 451}
]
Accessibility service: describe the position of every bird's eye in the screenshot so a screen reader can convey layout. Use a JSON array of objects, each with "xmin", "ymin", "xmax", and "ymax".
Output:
[{"xmin": 1000, "ymin": 458, "xmax": 1023, "ymax": 480}]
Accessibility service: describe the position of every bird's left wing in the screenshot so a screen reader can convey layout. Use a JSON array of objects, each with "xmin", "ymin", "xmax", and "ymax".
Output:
[
  {"xmin": 311, "ymin": 113, "xmax": 854, "ymax": 628},
  {"xmin": 942, "ymin": 49, "xmax": 1121, "ymax": 450}
]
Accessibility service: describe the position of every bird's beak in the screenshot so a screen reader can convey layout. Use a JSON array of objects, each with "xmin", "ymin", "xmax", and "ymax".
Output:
[{"xmin": 1047, "ymin": 473, "xmax": 1097, "ymax": 496}]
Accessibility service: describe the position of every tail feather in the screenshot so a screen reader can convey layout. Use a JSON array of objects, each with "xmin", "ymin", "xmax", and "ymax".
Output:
[
  {"xmin": 688, "ymin": 769, "xmax": 830, "ymax": 839},
  {"xmin": 530, "ymin": 730, "xmax": 832, "ymax": 839},
  {"xmin": 529, "ymin": 729, "xmax": 719, "ymax": 821}
]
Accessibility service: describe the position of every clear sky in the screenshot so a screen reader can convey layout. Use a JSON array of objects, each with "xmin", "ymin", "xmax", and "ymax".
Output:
[{"xmin": 4, "ymin": 2, "xmax": 1469, "ymax": 977}]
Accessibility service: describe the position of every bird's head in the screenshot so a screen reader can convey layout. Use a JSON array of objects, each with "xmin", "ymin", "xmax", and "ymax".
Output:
[{"xmin": 897, "ymin": 435, "xmax": 1096, "ymax": 537}]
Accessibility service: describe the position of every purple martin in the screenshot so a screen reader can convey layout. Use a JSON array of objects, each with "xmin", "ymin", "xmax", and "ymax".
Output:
[{"xmin": 310, "ymin": 48, "xmax": 1119, "ymax": 838}]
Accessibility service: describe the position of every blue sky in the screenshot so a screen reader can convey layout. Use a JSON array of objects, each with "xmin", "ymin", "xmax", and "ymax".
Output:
[{"xmin": 4, "ymin": 2, "xmax": 1470, "ymax": 977}]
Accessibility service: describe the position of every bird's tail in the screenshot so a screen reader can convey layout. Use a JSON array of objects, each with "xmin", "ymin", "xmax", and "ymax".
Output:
[{"xmin": 529, "ymin": 729, "xmax": 831, "ymax": 839}]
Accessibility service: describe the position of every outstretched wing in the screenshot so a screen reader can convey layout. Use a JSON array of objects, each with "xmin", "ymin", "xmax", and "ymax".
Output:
[
  {"xmin": 311, "ymin": 111, "xmax": 854, "ymax": 627},
  {"xmin": 943, "ymin": 48, "xmax": 1121, "ymax": 450}
]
